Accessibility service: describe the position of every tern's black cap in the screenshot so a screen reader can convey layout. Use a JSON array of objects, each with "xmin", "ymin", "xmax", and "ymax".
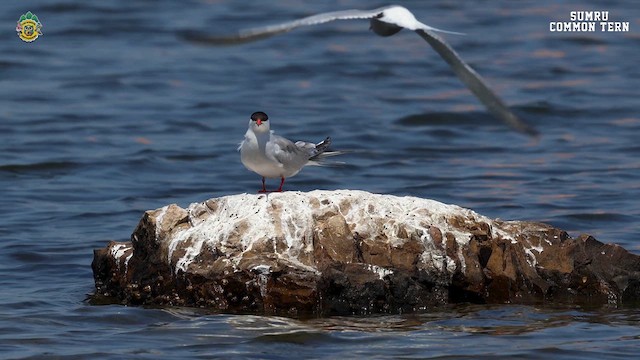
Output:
[{"xmin": 251, "ymin": 111, "xmax": 268, "ymax": 122}]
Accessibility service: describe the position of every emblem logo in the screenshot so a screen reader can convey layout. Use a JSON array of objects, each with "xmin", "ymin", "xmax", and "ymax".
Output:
[{"xmin": 16, "ymin": 11, "xmax": 43, "ymax": 43}]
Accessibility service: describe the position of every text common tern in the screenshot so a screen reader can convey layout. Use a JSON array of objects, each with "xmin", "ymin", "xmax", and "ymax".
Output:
[
  {"xmin": 181, "ymin": 5, "xmax": 538, "ymax": 137},
  {"xmin": 239, "ymin": 111, "xmax": 341, "ymax": 193}
]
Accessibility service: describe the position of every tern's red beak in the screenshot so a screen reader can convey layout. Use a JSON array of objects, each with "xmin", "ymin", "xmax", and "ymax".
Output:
[{"xmin": 256, "ymin": 119, "xmax": 262, "ymax": 126}]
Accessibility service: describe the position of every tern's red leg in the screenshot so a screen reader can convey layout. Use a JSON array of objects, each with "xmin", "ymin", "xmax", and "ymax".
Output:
[
  {"xmin": 276, "ymin": 177, "xmax": 285, "ymax": 192},
  {"xmin": 258, "ymin": 177, "xmax": 267, "ymax": 193}
]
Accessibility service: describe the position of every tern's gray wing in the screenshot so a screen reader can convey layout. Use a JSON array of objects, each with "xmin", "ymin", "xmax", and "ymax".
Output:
[
  {"xmin": 294, "ymin": 140, "xmax": 318, "ymax": 154},
  {"xmin": 415, "ymin": 29, "xmax": 538, "ymax": 137},
  {"xmin": 267, "ymin": 134, "xmax": 311, "ymax": 169},
  {"xmin": 179, "ymin": 7, "xmax": 390, "ymax": 45}
]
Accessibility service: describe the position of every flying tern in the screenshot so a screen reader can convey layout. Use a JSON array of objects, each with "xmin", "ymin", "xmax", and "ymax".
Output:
[{"xmin": 180, "ymin": 5, "xmax": 538, "ymax": 137}]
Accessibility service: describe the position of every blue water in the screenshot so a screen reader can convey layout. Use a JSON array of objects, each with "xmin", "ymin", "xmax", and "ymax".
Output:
[{"xmin": 1, "ymin": 0, "xmax": 639, "ymax": 358}]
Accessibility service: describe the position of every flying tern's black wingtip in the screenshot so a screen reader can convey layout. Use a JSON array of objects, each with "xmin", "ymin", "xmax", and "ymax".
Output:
[
  {"xmin": 513, "ymin": 122, "xmax": 541, "ymax": 139},
  {"xmin": 504, "ymin": 111, "xmax": 541, "ymax": 138},
  {"xmin": 177, "ymin": 29, "xmax": 219, "ymax": 45},
  {"xmin": 523, "ymin": 125, "xmax": 541, "ymax": 139},
  {"xmin": 177, "ymin": 29, "xmax": 252, "ymax": 46}
]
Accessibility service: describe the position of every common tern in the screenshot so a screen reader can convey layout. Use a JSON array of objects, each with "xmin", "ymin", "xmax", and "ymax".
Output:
[
  {"xmin": 239, "ymin": 111, "xmax": 341, "ymax": 193},
  {"xmin": 180, "ymin": 5, "xmax": 538, "ymax": 137}
]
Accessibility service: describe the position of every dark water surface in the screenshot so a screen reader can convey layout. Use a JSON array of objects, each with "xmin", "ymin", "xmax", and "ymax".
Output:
[{"xmin": 1, "ymin": 0, "xmax": 639, "ymax": 358}]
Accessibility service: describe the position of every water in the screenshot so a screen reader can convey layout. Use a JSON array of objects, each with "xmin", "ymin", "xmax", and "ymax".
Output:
[{"xmin": 1, "ymin": 0, "xmax": 639, "ymax": 358}]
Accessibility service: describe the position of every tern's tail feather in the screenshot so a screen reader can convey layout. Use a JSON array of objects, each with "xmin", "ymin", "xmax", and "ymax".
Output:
[
  {"xmin": 308, "ymin": 137, "xmax": 345, "ymax": 165},
  {"xmin": 313, "ymin": 137, "xmax": 331, "ymax": 154}
]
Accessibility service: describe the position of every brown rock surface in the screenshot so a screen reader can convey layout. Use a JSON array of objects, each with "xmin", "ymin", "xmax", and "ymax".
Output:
[{"xmin": 92, "ymin": 190, "xmax": 640, "ymax": 315}]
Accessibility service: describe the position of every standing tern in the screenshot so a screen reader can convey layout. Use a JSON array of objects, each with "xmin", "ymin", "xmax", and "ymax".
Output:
[
  {"xmin": 180, "ymin": 5, "xmax": 538, "ymax": 137},
  {"xmin": 239, "ymin": 111, "xmax": 341, "ymax": 193}
]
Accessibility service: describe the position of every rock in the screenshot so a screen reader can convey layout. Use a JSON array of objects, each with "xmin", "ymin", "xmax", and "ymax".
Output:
[{"xmin": 92, "ymin": 190, "xmax": 640, "ymax": 315}]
